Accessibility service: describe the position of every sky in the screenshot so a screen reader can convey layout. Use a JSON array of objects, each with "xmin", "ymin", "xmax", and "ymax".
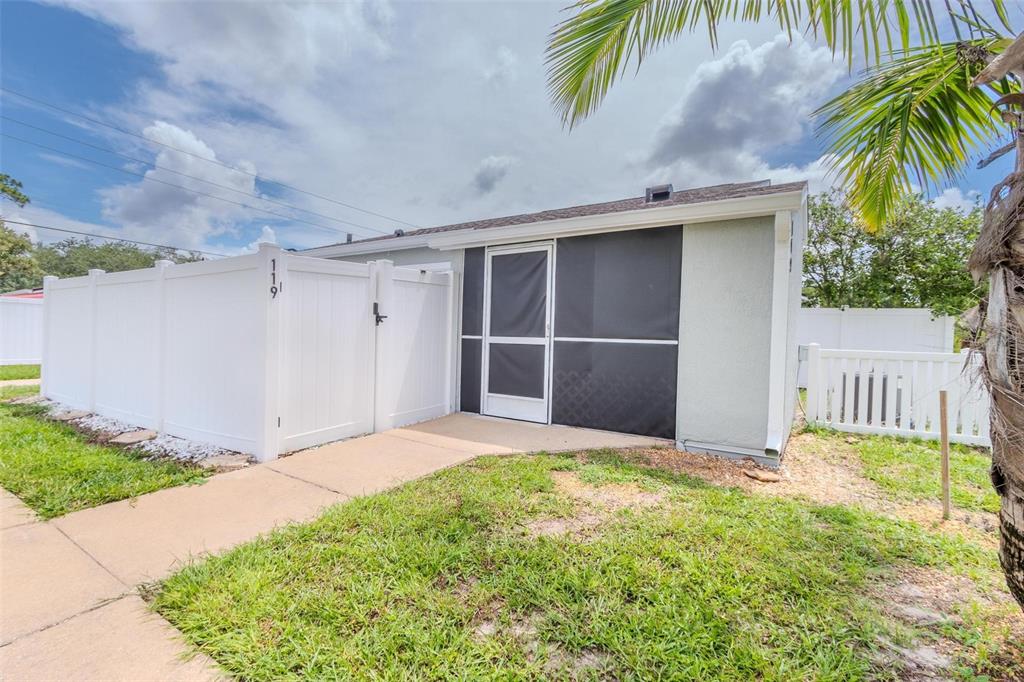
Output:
[{"xmin": 0, "ymin": 1, "xmax": 1018, "ymax": 257}]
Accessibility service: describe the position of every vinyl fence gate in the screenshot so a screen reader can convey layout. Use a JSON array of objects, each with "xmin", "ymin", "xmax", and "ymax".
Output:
[{"xmin": 42, "ymin": 245, "xmax": 456, "ymax": 461}]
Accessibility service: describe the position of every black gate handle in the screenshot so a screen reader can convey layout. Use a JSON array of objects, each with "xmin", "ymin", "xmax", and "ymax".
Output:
[{"xmin": 373, "ymin": 302, "xmax": 388, "ymax": 326}]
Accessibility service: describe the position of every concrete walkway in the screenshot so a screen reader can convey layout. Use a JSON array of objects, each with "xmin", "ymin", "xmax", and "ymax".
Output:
[
  {"xmin": 0, "ymin": 378, "xmax": 40, "ymax": 388},
  {"xmin": 0, "ymin": 414, "xmax": 661, "ymax": 680}
]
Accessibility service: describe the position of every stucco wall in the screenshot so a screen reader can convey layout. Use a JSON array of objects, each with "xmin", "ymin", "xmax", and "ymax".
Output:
[{"xmin": 677, "ymin": 216, "xmax": 774, "ymax": 454}]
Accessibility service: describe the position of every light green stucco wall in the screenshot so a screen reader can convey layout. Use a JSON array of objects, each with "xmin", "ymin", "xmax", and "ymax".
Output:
[{"xmin": 676, "ymin": 216, "xmax": 774, "ymax": 454}]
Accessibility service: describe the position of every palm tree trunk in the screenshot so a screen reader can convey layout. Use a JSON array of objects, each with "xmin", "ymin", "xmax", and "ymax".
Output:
[{"xmin": 977, "ymin": 126, "xmax": 1024, "ymax": 609}]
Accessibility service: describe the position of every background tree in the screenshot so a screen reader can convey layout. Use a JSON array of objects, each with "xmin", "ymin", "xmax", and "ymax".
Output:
[
  {"xmin": 545, "ymin": 0, "xmax": 1024, "ymax": 607},
  {"xmin": 0, "ymin": 173, "xmax": 41, "ymax": 292},
  {"xmin": 33, "ymin": 239, "xmax": 202, "ymax": 282},
  {"xmin": 804, "ymin": 192, "xmax": 983, "ymax": 317}
]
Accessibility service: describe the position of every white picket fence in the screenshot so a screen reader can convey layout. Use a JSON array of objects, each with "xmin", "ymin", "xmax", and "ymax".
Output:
[
  {"xmin": 0, "ymin": 297, "xmax": 44, "ymax": 365},
  {"xmin": 42, "ymin": 245, "xmax": 456, "ymax": 460},
  {"xmin": 805, "ymin": 344, "xmax": 991, "ymax": 447}
]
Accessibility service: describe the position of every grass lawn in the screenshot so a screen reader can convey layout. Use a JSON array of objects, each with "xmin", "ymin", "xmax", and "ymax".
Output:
[
  {"xmin": 0, "ymin": 364, "xmax": 40, "ymax": 381},
  {"xmin": 851, "ymin": 434, "xmax": 999, "ymax": 514},
  {"xmin": 0, "ymin": 384, "xmax": 39, "ymax": 401},
  {"xmin": 155, "ymin": 449, "xmax": 1016, "ymax": 680},
  {"xmin": 0, "ymin": 403, "xmax": 208, "ymax": 518}
]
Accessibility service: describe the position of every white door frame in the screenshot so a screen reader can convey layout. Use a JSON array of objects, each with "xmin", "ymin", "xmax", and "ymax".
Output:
[{"xmin": 481, "ymin": 241, "xmax": 553, "ymax": 423}]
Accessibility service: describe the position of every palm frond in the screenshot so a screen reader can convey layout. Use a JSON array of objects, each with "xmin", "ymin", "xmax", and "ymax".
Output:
[
  {"xmin": 815, "ymin": 39, "xmax": 1009, "ymax": 230},
  {"xmin": 545, "ymin": 0, "xmax": 1011, "ymax": 128}
]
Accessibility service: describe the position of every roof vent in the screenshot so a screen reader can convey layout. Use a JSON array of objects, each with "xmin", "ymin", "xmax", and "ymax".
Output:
[
  {"xmin": 645, "ymin": 184, "xmax": 673, "ymax": 203},
  {"xmin": 345, "ymin": 233, "xmax": 353, "ymax": 243},
  {"xmin": 394, "ymin": 228, "xmax": 405, "ymax": 237}
]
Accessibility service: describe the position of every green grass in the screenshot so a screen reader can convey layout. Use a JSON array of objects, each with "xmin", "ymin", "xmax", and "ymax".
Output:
[
  {"xmin": 155, "ymin": 452, "xmax": 1006, "ymax": 680},
  {"xmin": 0, "ymin": 384, "xmax": 39, "ymax": 401},
  {"xmin": 0, "ymin": 364, "xmax": 40, "ymax": 381},
  {"xmin": 854, "ymin": 435, "xmax": 999, "ymax": 513},
  {"xmin": 0, "ymin": 403, "xmax": 208, "ymax": 518}
]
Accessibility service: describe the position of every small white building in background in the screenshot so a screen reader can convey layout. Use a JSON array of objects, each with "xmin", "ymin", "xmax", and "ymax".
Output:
[
  {"xmin": 796, "ymin": 307, "xmax": 956, "ymax": 386},
  {"xmin": 0, "ymin": 291, "xmax": 44, "ymax": 365}
]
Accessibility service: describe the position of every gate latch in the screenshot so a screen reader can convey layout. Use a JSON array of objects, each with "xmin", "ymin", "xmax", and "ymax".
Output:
[{"xmin": 373, "ymin": 302, "xmax": 388, "ymax": 326}]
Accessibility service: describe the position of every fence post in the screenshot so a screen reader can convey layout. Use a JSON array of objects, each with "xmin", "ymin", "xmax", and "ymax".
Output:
[
  {"xmin": 40, "ymin": 275, "xmax": 58, "ymax": 397},
  {"xmin": 806, "ymin": 343, "xmax": 820, "ymax": 423},
  {"xmin": 939, "ymin": 389, "xmax": 951, "ymax": 520},
  {"xmin": 255, "ymin": 244, "xmax": 285, "ymax": 462},
  {"xmin": 153, "ymin": 260, "xmax": 172, "ymax": 432},
  {"xmin": 373, "ymin": 259, "xmax": 395, "ymax": 432},
  {"xmin": 87, "ymin": 269, "xmax": 104, "ymax": 412}
]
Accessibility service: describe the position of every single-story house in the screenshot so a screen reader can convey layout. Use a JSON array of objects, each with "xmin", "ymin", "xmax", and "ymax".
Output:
[{"xmin": 303, "ymin": 180, "xmax": 808, "ymax": 466}]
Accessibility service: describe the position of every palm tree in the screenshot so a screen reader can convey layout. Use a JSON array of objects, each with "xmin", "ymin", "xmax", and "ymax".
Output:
[{"xmin": 546, "ymin": 0, "xmax": 1023, "ymax": 608}]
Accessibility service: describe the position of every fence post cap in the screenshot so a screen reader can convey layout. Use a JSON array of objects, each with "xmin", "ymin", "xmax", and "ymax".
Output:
[
  {"xmin": 43, "ymin": 275, "xmax": 58, "ymax": 282},
  {"xmin": 256, "ymin": 242, "xmax": 281, "ymax": 253},
  {"xmin": 88, "ymin": 268, "xmax": 105, "ymax": 276},
  {"xmin": 154, "ymin": 259, "xmax": 173, "ymax": 268}
]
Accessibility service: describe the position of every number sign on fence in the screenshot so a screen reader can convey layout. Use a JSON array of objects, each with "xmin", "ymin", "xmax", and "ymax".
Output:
[{"xmin": 805, "ymin": 344, "xmax": 991, "ymax": 447}]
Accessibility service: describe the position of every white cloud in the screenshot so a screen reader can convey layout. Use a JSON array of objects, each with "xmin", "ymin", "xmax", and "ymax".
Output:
[
  {"xmin": 931, "ymin": 187, "xmax": 981, "ymax": 212},
  {"xmin": 644, "ymin": 34, "xmax": 843, "ymax": 190},
  {"xmin": 484, "ymin": 47, "xmax": 519, "ymax": 85},
  {"xmin": 246, "ymin": 225, "xmax": 277, "ymax": 253},
  {"xmin": 472, "ymin": 155, "xmax": 516, "ymax": 194},
  {"xmin": 98, "ymin": 122, "xmax": 260, "ymax": 251}
]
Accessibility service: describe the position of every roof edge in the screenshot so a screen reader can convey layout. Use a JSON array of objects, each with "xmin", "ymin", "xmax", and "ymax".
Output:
[{"xmin": 302, "ymin": 182, "xmax": 807, "ymax": 258}]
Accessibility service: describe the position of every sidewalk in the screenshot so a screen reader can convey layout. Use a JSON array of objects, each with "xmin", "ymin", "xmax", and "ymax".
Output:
[{"xmin": 0, "ymin": 414, "xmax": 660, "ymax": 679}]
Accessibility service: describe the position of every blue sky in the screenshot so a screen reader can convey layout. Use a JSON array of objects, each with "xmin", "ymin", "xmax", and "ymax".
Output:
[{"xmin": 0, "ymin": 1, "xmax": 1016, "ymax": 256}]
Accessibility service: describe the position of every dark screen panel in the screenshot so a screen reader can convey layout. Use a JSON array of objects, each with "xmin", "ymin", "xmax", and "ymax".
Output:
[
  {"xmin": 489, "ymin": 251, "xmax": 547, "ymax": 337},
  {"xmin": 488, "ymin": 343, "xmax": 545, "ymax": 398},
  {"xmin": 551, "ymin": 341, "xmax": 676, "ymax": 438},
  {"xmin": 462, "ymin": 248, "xmax": 485, "ymax": 337},
  {"xmin": 460, "ymin": 338, "xmax": 482, "ymax": 413},
  {"xmin": 555, "ymin": 227, "xmax": 681, "ymax": 340}
]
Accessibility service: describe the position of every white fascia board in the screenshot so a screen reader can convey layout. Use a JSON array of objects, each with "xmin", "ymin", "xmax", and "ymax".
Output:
[
  {"xmin": 300, "ymin": 233, "xmax": 433, "ymax": 258},
  {"xmin": 427, "ymin": 189, "xmax": 806, "ymax": 251}
]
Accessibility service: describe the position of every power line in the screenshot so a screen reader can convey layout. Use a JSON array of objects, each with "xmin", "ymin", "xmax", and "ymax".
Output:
[
  {"xmin": 2, "ymin": 115, "xmax": 390, "ymax": 234},
  {"xmin": 3, "ymin": 133, "xmax": 380, "ymax": 238},
  {"xmin": 1, "ymin": 219, "xmax": 229, "ymax": 257},
  {"xmin": 0, "ymin": 86, "xmax": 420, "ymax": 228}
]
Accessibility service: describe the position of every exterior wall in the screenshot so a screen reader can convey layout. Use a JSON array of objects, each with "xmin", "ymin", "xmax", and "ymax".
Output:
[
  {"xmin": 676, "ymin": 216, "xmax": 774, "ymax": 456},
  {"xmin": 332, "ymin": 246, "xmax": 460, "ymax": 270},
  {"xmin": 782, "ymin": 205, "xmax": 808, "ymax": 451}
]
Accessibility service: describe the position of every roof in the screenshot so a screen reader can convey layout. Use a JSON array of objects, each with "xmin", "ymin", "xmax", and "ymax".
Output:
[
  {"xmin": 0, "ymin": 291, "xmax": 43, "ymax": 299},
  {"xmin": 308, "ymin": 180, "xmax": 806, "ymax": 253}
]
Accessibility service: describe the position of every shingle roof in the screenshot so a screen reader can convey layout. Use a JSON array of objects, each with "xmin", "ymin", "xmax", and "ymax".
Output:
[{"xmin": 311, "ymin": 180, "xmax": 806, "ymax": 250}]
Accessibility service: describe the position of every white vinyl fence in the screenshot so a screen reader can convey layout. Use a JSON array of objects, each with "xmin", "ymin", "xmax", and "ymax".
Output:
[
  {"xmin": 805, "ymin": 344, "xmax": 990, "ymax": 447},
  {"xmin": 42, "ymin": 245, "xmax": 455, "ymax": 460},
  {"xmin": 0, "ymin": 297, "xmax": 43, "ymax": 365},
  {"xmin": 797, "ymin": 308, "xmax": 955, "ymax": 386}
]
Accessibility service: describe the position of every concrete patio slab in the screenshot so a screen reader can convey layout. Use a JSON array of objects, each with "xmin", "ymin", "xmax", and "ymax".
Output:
[
  {"xmin": 400, "ymin": 413, "xmax": 667, "ymax": 453},
  {"xmin": 1, "ymin": 522, "xmax": 125, "ymax": 645},
  {"xmin": 267, "ymin": 432, "xmax": 479, "ymax": 497},
  {"xmin": 53, "ymin": 467, "xmax": 343, "ymax": 585},
  {"xmin": 0, "ymin": 595, "xmax": 221, "ymax": 681},
  {"xmin": 1, "ymin": 488, "xmax": 37, "ymax": 530}
]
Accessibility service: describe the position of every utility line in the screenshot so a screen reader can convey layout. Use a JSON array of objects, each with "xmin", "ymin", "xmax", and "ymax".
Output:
[
  {"xmin": 3, "ymin": 133, "xmax": 378, "ymax": 238},
  {"xmin": 1, "ymin": 219, "xmax": 229, "ymax": 257},
  {"xmin": 0, "ymin": 87, "xmax": 420, "ymax": 228},
  {"xmin": 2, "ymin": 115, "xmax": 390, "ymax": 234}
]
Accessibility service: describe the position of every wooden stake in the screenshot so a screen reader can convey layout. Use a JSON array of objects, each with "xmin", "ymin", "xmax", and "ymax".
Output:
[{"xmin": 939, "ymin": 390, "xmax": 951, "ymax": 521}]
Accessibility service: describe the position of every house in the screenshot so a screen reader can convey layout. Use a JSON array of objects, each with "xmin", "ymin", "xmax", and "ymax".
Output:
[{"xmin": 303, "ymin": 180, "xmax": 808, "ymax": 466}]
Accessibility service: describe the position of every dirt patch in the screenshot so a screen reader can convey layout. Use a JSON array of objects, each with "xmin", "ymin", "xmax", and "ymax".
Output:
[
  {"xmin": 522, "ymin": 471, "xmax": 664, "ymax": 540},
  {"xmin": 614, "ymin": 433, "xmax": 999, "ymax": 549},
  {"xmin": 870, "ymin": 566, "xmax": 1024, "ymax": 680}
]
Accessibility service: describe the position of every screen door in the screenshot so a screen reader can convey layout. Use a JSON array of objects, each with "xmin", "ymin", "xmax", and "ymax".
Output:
[{"xmin": 482, "ymin": 243, "xmax": 552, "ymax": 422}]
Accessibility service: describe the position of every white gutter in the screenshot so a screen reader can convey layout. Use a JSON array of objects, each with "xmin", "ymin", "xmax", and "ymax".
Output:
[{"xmin": 301, "ymin": 233, "xmax": 433, "ymax": 258}]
